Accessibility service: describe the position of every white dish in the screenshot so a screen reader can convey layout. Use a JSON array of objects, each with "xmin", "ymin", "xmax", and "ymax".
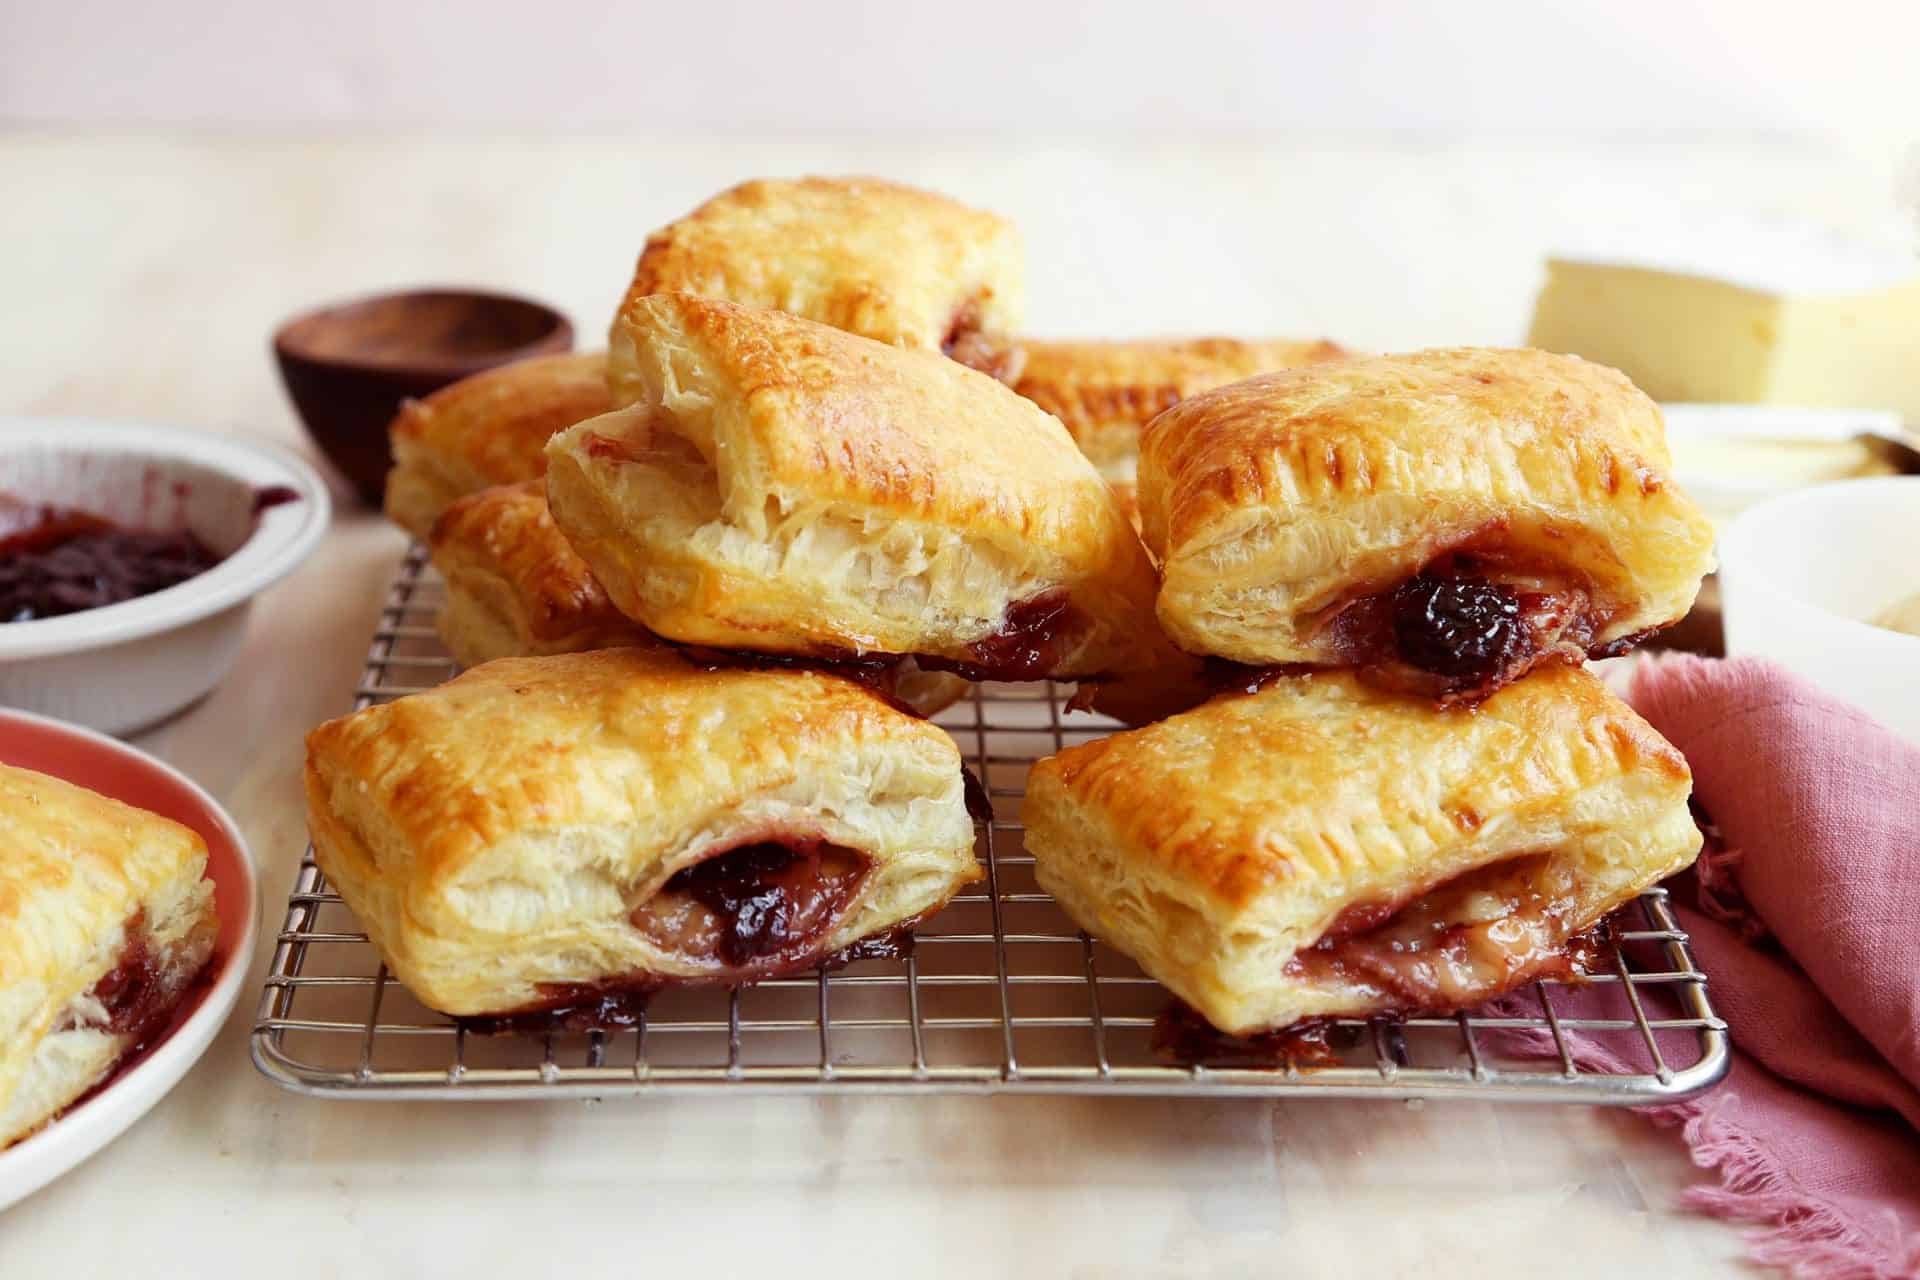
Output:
[
  {"xmin": 1660, "ymin": 403, "xmax": 1906, "ymax": 525},
  {"xmin": 1719, "ymin": 476, "xmax": 1920, "ymax": 744},
  {"xmin": 0, "ymin": 420, "xmax": 330, "ymax": 734},
  {"xmin": 0, "ymin": 708, "xmax": 259, "ymax": 1212}
]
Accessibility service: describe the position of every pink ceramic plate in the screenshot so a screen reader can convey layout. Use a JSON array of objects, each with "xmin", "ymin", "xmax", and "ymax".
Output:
[{"xmin": 0, "ymin": 709, "xmax": 257, "ymax": 1211}]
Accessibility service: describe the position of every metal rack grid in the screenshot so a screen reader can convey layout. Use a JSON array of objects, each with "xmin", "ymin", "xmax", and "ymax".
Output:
[{"xmin": 251, "ymin": 547, "xmax": 1730, "ymax": 1103}]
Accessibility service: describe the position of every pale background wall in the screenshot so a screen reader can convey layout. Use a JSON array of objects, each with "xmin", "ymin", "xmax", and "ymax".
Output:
[{"xmin": 2, "ymin": 0, "xmax": 1917, "ymax": 137}]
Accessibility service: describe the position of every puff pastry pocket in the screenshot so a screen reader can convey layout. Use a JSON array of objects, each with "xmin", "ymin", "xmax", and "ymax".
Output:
[
  {"xmin": 0, "ymin": 765, "xmax": 218, "ymax": 1147},
  {"xmin": 1024, "ymin": 665, "xmax": 1701, "ymax": 1036},
  {"xmin": 385, "ymin": 351, "xmax": 613, "ymax": 538},
  {"xmin": 303, "ymin": 648, "xmax": 981, "ymax": 1018},
  {"xmin": 1139, "ymin": 348, "xmax": 1716, "ymax": 702},
  {"xmin": 552, "ymin": 294, "xmax": 1165, "ymax": 683},
  {"xmin": 615, "ymin": 176, "xmax": 1025, "ymax": 384},
  {"xmin": 427, "ymin": 480, "xmax": 661, "ymax": 669},
  {"xmin": 1015, "ymin": 337, "xmax": 1349, "ymax": 491}
]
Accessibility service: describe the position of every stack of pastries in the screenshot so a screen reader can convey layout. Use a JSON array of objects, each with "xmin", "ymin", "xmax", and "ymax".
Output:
[{"xmin": 302, "ymin": 174, "xmax": 1715, "ymax": 1040}]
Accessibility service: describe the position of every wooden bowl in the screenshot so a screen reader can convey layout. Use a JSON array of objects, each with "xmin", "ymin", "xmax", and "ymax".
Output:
[{"xmin": 272, "ymin": 288, "xmax": 573, "ymax": 505}]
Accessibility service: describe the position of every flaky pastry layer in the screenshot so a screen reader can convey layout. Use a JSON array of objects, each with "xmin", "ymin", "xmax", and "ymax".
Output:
[
  {"xmin": 1015, "ymin": 336, "xmax": 1350, "ymax": 487},
  {"xmin": 385, "ymin": 351, "xmax": 613, "ymax": 538}
]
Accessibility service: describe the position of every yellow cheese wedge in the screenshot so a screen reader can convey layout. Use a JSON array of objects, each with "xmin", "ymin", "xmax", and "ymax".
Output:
[{"xmin": 1529, "ymin": 259, "xmax": 1920, "ymax": 422}]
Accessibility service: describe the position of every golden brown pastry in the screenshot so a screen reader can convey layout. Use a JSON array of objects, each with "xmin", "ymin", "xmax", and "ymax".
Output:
[
  {"xmin": 428, "ymin": 480, "xmax": 661, "ymax": 668},
  {"xmin": 1014, "ymin": 337, "xmax": 1350, "ymax": 493},
  {"xmin": 1, "ymin": 765, "xmax": 219, "ymax": 1147},
  {"xmin": 552, "ymin": 294, "xmax": 1165, "ymax": 683},
  {"xmin": 385, "ymin": 351, "xmax": 613, "ymax": 538},
  {"xmin": 1139, "ymin": 347, "xmax": 1716, "ymax": 701},
  {"xmin": 1025, "ymin": 665, "xmax": 1700, "ymax": 1036},
  {"xmin": 304, "ymin": 648, "xmax": 981, "ymax": 1017},
  {"xmin": 614, "ymin": 176, "xmax": 1025, "ymax": 387},
  {"xmin": 428, "ymin": 480, "xmax": 972, "ymax": 715}
]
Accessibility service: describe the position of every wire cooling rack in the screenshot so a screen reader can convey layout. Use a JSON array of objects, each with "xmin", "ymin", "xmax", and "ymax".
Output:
[{"xmin": 251, "ymin": 546, "xmax": 1730, "ymax": 1103}]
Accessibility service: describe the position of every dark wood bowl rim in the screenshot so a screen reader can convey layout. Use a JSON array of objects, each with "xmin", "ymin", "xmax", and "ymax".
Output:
[{"xmin": 271, "ymin": 287, "xmax": 573, "ymax": 382}]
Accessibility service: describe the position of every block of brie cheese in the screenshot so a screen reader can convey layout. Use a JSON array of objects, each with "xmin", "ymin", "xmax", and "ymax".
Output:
[{"xmin": 1528, "ymin": 220, "xmax": 1920, "ymax": 423}]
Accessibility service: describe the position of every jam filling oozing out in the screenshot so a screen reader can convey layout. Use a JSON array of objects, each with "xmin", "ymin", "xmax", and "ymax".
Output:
[
  {"xmin": 0, "ymin": 496, "xmax": 224, "ymax": 623},
  {"xmin": 77, "ymin": 909, "xmax": 203, "ymax": 1056},
  {"xmin": 1280, "ymin": 854, "xmax": 1598, "ymax": 1014},
  {"xmin": 631, "ymin": 838, "xmax": 870, "ymax": 971},
  {"xmin": 916, "ymin": 589, "xmax": 1086, "ymax": 683},
  {"xmin": 460, "ymin": 890, "xmax": 939, "ymax": 1036},
  {"xmin": 1313, "ymin": 546, "xmax": 1616, "ymax": 703},
  {"xmin": 941, "ymin": 302, "xmax": 1024, "ymax": 385}
]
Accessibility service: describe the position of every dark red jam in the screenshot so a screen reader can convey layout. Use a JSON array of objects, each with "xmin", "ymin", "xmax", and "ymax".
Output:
[
  {"xmin": 1151, "ymin": 1004, "xmax": 1359, "ymax": 1069},
  {"xmin": 664, "ymin": 841, "xmax": 866, "ymax": 969},
  {"xmin": 680, "ymin": 590, "xmax": 1088, "ymax": 690},
  {"xmin": 455, "ymin": 921, "xmax": 925, "ymax": 1036},
  {"xmin": 1302, "ymin": 544, "xmax": 1625, "ymax": 704},
  {"xmin": 251, "ymin": 484, "xmax": 303, "ymax": 514},
  {"xmin": 961, "ymin": 768, "xmax": 994, "ymax": 822},
  {"xmin": 80, "ymin": 909, "xmax": 201, "ymax": 1057},
  {"xmin": 1389, "ymin": 574, "xmax": 1532, "ymax": 682},
  {"xmin": 918, "ymin": 589, "xmax": 1085, "ymax": 682},
  {"xmin": 0, "ymin": 497, "xmax": 223, "ymax": 623},
  {"xmin": 676, "ymin": 644, "xmax": 923, "ymax": 717}
]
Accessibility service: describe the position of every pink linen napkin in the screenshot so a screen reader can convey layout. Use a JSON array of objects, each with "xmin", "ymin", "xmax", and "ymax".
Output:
[{"xmin": 1496, "ymin": 655, "xmax": 1920, "ymax": 1279}]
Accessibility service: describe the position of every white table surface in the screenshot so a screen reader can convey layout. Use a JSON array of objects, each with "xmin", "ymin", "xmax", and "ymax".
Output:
[{"xmin": 5, "ymin": 130, "xmax": 1893, "ymax": 1276}]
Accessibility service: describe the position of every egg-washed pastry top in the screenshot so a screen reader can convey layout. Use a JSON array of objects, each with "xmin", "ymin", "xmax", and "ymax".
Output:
[
  {"xmin": 1, "ymin": 764, "xmax": 218, "ymax": 1147},
  {"xmin": 552, "ymin": 293, "xmax": 1167, "ymax": 684},
  {"xmin": 303, "ymin": 648, "xmax": 981, "ymax": 1018},
  {"xmin": 615, "ymin": 176, "xmax": 1025, "ymax": 385},
  {"xmin": 1138, "ymin": 347, "xmax": 1716, "ymax": 702},
  {"xmin": 1014, "ymin": 336, "xmax": 1350, "ymax": 487},
  {"xmin": 385, "ymin": 351, "xmax": 613, "ymax": 538},
  {"xmin": 1023, "ymin": 664, "xmax": 1700, "ymax": 1036}
]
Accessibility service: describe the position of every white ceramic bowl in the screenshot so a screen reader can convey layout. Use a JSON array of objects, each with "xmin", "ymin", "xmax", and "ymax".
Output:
[
  {"xmin": 1719, "ymin": 476, "xmax": 1920, "ymax": 744},
  {"xmin": 0, "ymin": 708, "xmax": 258, "ymax": 1211},
  {"xmin": 0, "ymin": 420, "xmax": 330, "ymax": 735}
]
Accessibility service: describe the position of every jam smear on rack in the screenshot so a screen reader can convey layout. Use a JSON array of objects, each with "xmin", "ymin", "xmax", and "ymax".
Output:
[
  {"xmin": 456, "ymin": 918, "xmax": 928, "ymax": 1036},
  {"xmin": 1151, "ymin": 1005, "xmax": 1357, "ymax": 1069},
  {"xmin": 0, "ymin": 495, "xmax": 223, "ymax": 623}
]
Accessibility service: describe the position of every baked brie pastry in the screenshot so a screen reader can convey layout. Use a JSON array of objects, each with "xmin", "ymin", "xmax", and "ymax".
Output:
[
  {"xmin": 615, "ymin": 176, "xmax": 1025, "ymax": 386},
  {"xmin": 428, "ymin": 480, "xmax": 661, "ymax": 669},
  {"xmin": 552, "ymin": 294, "xmax": 1165, "ymax": 683},
  {"xmin": 1025, "ymin": 665, "xmax": 1700, "ymax": 1036},
  {"xmin": 304, "ymin": 648, "xmax": 981, "ymax": 1017},
  {"xmin": 385, "ymin": 351, "xmax": 613, "ymax": 538},
  {"xmin": 1139, "ymin": 347, "xmax": 1717, "ymax": 701},
  {"xmin": 1014, "ymin": 337, "xmax": 1349, "ymax": 494},
  {"xmin": 1, "ymin": 765, "xmax": 219, "ymax": 1147}
]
